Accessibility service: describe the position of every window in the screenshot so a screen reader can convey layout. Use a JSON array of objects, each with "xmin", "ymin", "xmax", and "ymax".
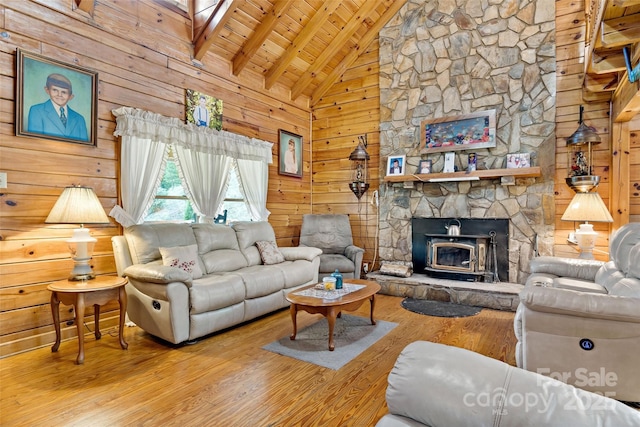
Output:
[{"xmin": 144, "ymin": 150, "xmax": 251, "ymax": 223}]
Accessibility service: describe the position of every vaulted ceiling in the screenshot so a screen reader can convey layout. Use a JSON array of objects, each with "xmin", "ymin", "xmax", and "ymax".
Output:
[{"xmin": 186, "ymin": 0, "xmax": 405, "ymax": 107}]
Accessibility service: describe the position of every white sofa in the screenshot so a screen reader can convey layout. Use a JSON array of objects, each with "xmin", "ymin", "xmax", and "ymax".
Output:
[
  {"xmin": 112, "ymin": 221, "xmax": 321, "ymax": 344},
  {"xmin": 376, "ymin": 341, "xmax": 640, "ymax": 427},
  {"xmin": 514, "ymin": 223, "xmax": 640, "ymax": 402}
]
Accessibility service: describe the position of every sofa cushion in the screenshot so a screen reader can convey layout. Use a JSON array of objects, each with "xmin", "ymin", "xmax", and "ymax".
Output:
[
  {"xmin": 192, "ymin": 223, "xmax": 248, "ymax": 274},
  {"xmin": 190, "ymin": 274, "xmax": 246, "ymax": 314},
  {"xmin": 319, "ymin": 253, "xmax": 356, "ymax": 274},
  {"xmin": 627, "ymin": 242, "xmax": 640, "ymax": 280},
  {"xmin": 232, "ymin": 221, "xmax": 278, "ymax": 266},
  {"xmin": 606, "ymin": 277, "xmax": 640, "ymax": 297},
  {"xmin": 552, "ymin": 277, "xmax": 607, "ymax": 294},
  {"xmin": 610, "ymin": 223, "xmax": 640, "ymax": 274},
  {"xmin": 124, "ymin": 223, "xmax": 197, "ymax": 265},
  {"xmin": 273, "ymin": 260, "xmax": 316, "ymax": 288},
  {"xmin": 159, "ymin": 244, "xmax": 204, "ymax": 279},
  {"xmin": 255, "ymin": 241, "xmax": 285, "ymax": 265},
  {"xmin": 232, "ymin": 265, "xmax": 285, "ymax": 299}
]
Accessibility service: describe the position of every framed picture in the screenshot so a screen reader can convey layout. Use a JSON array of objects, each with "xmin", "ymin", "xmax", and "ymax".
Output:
[
  {"xmin": 421, "ymin": 109, "xmax": 496, "ymax": 154},
  {"xmin": 15, "ymin": 48, "xmax": 98, "ymax": 146},
  {"xmin": 467, "ymin": 153, "xmax": 477, "ymax": 171},
  {"xmin": 506, "ymin": 153, "xmax": 531, "ymax": 168},
  {"xmin": 418, "ymin": 159, "xmax": 432, "ymax": 174},
  {"xmin": 278, "ymin": 129, "xmax": 303, "ymax": 178},
  {"xmin": 186, "ymin": 89, "xmax": 223, "ymax": 130},
  {"xmin": 443, "ymin": 152, "xmax": 456, "ymax": 173},
  {"xmin": 387, "ymin": 155, "xmax": 406, "ymax": 176}
]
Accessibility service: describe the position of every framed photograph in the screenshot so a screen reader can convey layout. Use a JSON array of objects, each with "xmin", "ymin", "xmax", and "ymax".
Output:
[
  {"xmin": 279, "ymin": 129, "xmax": 303, "ymax": 178},
  {"xmin": 418, "ymin": 159, "xmax": 432, "ymax": 174},
  {"xmin": 467, "ymin": 153, "xmax": 477, "ymax": 171},
  {"xmin": 15, "ymin": 48, "xmax": 98, "ymax": 146},
  {"xmin": 186, "ymin": 89, "xmax": 223, "ymax": 130},
  {"xmin": 421, "ymin": 109, "xmax": 496, "ymax": 154},
  {"xmin": 387, "ymin": 155, "xmax": 406, "ymax": 176},
  {"xmin": 506, "ymin": 153, "xmax": 531, "ymax": 168},
  {"xmin": 443, "ymin": 152, "xmax": 456, "ymax": 173}
]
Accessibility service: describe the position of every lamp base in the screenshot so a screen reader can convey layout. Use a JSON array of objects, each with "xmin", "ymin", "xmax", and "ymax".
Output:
[
  {"xmin": 69, "ymin": 257, "xmax": 96, "ymax": 281},
  {"xmin": 575, "ymin": 223, "xmax": 598, "ymax": 260}
]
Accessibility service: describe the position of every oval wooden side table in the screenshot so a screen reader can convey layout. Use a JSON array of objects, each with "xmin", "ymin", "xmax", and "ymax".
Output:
[{"xmin": 48, "ymin": 276, "xmax": 128, "ymax": 364}]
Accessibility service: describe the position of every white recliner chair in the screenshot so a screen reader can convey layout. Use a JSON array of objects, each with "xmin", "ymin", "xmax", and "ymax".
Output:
[{"xmin": 514, "ymin": 223, "xmax": 640, "ymax": 402}]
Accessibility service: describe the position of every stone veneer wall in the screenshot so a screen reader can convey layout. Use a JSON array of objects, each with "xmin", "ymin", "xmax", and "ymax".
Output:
[{"xmin": 378, "ymin": 0, "xmax": 557, "ymax": 283}]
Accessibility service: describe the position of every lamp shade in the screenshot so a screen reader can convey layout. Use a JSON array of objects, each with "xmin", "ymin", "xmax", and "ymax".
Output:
[
  {"xmin": 561, "ymin": 192, "xmax": 613, "ymax": 223},
  {"xmin": 45, "ymin": 186, "xmax": 109, "ymax": 224}
]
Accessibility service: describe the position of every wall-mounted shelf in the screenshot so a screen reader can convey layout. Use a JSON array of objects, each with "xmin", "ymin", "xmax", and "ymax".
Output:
[{"xmin": 383, "ymin": 167, "xmax": 541, "ymax": 183}]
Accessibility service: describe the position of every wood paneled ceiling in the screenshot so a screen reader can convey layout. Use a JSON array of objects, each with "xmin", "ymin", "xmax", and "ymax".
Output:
[
  {"xmin": 183, "ymin": 0, "xmax": 406, "ymax": 107},
  {"xmin": 583, "ymin": 0, "xmax": 640, "ymax": 121}
]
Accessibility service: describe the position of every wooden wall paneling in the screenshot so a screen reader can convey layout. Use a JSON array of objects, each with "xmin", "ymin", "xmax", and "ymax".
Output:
[
  {"xmin": 311, "ymin": 40, "xmax": 380, "ymax": 272},
  {"xmin": 0, "ymin": 0, "xmax": 312, "ymax": 357}
]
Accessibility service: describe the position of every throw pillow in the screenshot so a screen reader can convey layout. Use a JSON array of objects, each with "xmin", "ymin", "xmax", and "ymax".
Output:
[
  {"xmin": 255, "ymin": 240, "xmax": 285, "ymax": 265},
  {"xmin": 159, "ymin": 244, "xmax": 203, "ymax": 279}
]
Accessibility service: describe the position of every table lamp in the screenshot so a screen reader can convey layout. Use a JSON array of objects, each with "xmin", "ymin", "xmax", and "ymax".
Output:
[
  {"xmin": 561, "ymin": 191, "xmax": 613, "ymax": 259},
  {"xmin": 45, "ymin": 186, "xmax": 110, "ymax": 280}
]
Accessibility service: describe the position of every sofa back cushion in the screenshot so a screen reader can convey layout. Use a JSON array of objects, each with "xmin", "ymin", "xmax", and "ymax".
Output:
[
  {"xmin": 610, "ymin": 223, "xmax": 640, "ymax": 275},
  {"xmin": 192, "ymin": 223, "xmax": 248, "ymax": 273},
  {"xmin": 232, "ymin": 221, "xmax": 277, "ymax": 266},
  {"xmin": 299, "ymin": 214, "xmax": 353, "ymax": 254},
  {"xmin": 628, "ymin": 243, "xmax": 640, "ymax": 280},
  {"xmin": 124, "ymin": 223, "xmax": 197, "ymax": 265}
]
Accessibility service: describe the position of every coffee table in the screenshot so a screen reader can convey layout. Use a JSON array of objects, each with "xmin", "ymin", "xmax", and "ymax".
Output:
[{"xmin": 286, "ymin": 279, "xmax": 381, "ymax": 351}]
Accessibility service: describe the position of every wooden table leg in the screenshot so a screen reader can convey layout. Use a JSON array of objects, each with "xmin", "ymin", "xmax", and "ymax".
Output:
[
  {"xmin": 50, "ymin": 292, "xmax": 61, "ymax": 353},
  {"xmin": 327, "ymin": 307, "xmax": 338, "ymax": 351},
  {"xmin": 75, "ymin": 294, "xmax": 85, "ymax": 365},
  {"xmin": 289, "ymin": 304, "xmax": 298, "ymax": 340},
  {"xmin": 118, "ymin": 286, "xmax": 128, "ymax": 350},
  {"xmin": 94, "ymin": 304, "xmax": 102, "ymax": 340},
  {"xmin": 369, "ymin": 294, "xmax": 377, "ymax": 325}
]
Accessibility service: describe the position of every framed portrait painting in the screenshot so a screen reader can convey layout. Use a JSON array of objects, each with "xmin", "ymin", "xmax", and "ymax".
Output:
[
  {"xmin": 279, "ymin": 129, "xmax": 303, "ymax": 178},
  {"xmin": 421, "ymin": 109, "xmax": 496, "ymax": 154},
  {"xmin": 186, "ymin": 89, "xmax": 223, "ymax": 130},
  {"xmin": 418, "ymin": 159, "xmax": 432, "ymax": 174},
  {"xmin": 15, "ymin": 49, "xmax": 98, "ymax": 146},
  {"xmin": 387, "ymin": 155, "xmax": 406, "ymax": 176}
]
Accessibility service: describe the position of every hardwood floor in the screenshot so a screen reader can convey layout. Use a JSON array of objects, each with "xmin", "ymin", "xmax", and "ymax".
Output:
[{"xmin": 0, "ymin": 295, "xmax": 517, "ymax": 426}]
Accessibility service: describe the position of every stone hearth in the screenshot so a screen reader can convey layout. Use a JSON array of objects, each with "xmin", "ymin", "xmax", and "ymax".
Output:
[{"xmin": 367, "ymin": 272, "xmax": 523, "ymax": 311}]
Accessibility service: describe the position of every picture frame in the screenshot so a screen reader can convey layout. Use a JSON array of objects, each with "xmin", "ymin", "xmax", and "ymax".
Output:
[
  {"xmin": 417, "ymin": 159, "xmax": 432, "ymax": 174},
  {"xmin": 467, "ymin": 153, "xmax": 477, "ymax": 171},
  {"xmin": 278, "ymin": 129, "xmax": 303, "ymax": 178},
  {"xmin": 15, "ymin": 48, "xmax": 98, "ymax": 146},
  {"xmin": 443, "ymin": 152, "xmax": 456, "ymax": 173},
  {"xmin": 387, "ymin": 155, "xmax": 406, "ymax": 176},
  {"xmin": 506, "ymin": 153, "xmax": 531, "ymax": 169},
  {"xmin": 421, "ymin": 109, "xmax": 496, "ymax": 154},
  {"xmin": 186, "ymin": 89, "xmax": 223, "ymax": 130}
]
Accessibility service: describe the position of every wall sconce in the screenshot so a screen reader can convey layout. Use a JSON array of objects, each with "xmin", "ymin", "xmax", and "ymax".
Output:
[
  {"xmin": 566, "ymin": 105, "xmax": 601, "ymax": 193},
  {"xmin": 348, "ymin": 135, "xmax": 370, "ymax": 199},
  {"xmin": 45, "ymin": 186, "xmax": 110, "ymax": 280},
  {"xmin": 561, "ymin": 191, "xmax": 613, "ymax": 259}
]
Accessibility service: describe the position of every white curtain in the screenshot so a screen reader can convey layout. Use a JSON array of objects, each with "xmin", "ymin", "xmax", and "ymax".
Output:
[
  {"xmin": 110, "ymin": 107, "xmax": 273, "ymax": 226},
  {"xmin": 174, "ymin": 146, "xmax": 232, "ymax": 222},
  {"xmin": 237, "ymin": 158, "xmax": 270, "ymax": 221}
]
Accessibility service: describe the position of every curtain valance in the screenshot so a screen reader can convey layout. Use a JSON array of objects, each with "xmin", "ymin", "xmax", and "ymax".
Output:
[{"xmin": 112, "ymin": 107, "xmax": 273, "ymax": 163}]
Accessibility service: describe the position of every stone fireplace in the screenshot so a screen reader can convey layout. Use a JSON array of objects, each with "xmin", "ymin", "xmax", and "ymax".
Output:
[{"xmin": 377, "ymin": 0, "xmax": 557, "ymax": 284}]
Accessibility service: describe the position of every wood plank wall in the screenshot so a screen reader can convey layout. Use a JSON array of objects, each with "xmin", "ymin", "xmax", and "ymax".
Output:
[
  {"xmin": 311, "ymin": 42, "xmax": 381, "ymax": 272},
  {"xmin": 0, "ymin": 0, "xmax": 312, "ymax": 357},
  {"xmin": 554, "ymin": 0, "xmax": 614, "ymax": 259}
]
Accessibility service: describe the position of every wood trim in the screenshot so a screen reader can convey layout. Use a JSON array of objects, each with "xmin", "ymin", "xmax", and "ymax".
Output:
[
  {"xmin": 610, "ymin": 121, "xmax": 631, "ymax": 226},
  {"xmin": 383, "ymin": 167, "xmax": 542, "ymax": 183},
  {"xmin": 193, "ymin": 0, "xmax": 241, "ymax": 61}
]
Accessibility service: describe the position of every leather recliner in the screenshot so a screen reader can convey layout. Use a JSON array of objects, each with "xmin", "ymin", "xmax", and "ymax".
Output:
[{"xmin": 514, "ymin": 223, "xmax": 640, "ymax": 402}]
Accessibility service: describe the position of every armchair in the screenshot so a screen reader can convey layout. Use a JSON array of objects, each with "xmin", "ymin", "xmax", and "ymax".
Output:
[
  {"xmin": 515, "ymin": 223, "xmax": 640, "ymax": 402},
  {"xmin": 299, "ymin": 214, "xmax": 364, "ymax": 279}
]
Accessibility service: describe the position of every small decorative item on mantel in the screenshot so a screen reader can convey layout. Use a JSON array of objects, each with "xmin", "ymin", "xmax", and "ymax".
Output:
[
  {"xmin": 467, "ymin": 153, "xmax": 477, "ymax": 172},
  {"xmin": 506, "ymin": 153, "xmax": 531, "ymax": 169},
  {"xmin": 443, "ymin": 152, "xmax": 456, "ymax": 173},
  {"xmin": 418, "ymin": 159, "xmax": 432, "ymax": 174}
]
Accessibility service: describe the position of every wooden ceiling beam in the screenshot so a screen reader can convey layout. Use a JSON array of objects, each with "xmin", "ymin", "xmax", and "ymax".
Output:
[
  {"xmin": 264, "ymin": 1, "xmax": 341, "ymax": 90},
  {"xmin": 74, "ymin": 0, "xmax": 94, "ymax": 14},
  {"xmin": 589, "ymin": 48, "xmax": 627, "ymax": 74},
  {"xmin": 232, "ymin": 0, "xmax": 295, "ymax": 77},
  {"xmin": 612, "ymin": 68, "xmax": 640, "ymax": 122},
  {"xmin": 585, "ymin": 72, "xmax": 619, "ymax": 92},
  {"xmin": 193, "ymin": 0, "xmax": 241, "ymax": 61},
  {"xmin": 290, "ymin": 0, "xmax": 382, "ymax": 101},
  {"xmin": 310, "ymin": 0, "xmax": 408, "ymax": 106}
]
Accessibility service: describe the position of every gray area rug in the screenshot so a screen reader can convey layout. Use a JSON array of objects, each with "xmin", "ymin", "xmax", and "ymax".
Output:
[
  {"xmin": 401, "ymin": 298, "xmax": 482, "ymax": 318},
  {"xmin": 263, "ymin": 315, "xmax": 398, "ymax": 370}
]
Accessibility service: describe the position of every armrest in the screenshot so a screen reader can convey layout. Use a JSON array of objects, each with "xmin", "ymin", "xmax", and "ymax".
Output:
[
  {"xmin": 529, "ymin": 256, "xmax": 603, "ymax": 281},
  {"xmin": 344, "ymin": 245, "xmax": 365, "ymax": 261},
  {"xmin": 520, "ymin": 285, "xmax": 640, "ymax": 323},
  {"xmin": 123, "ymin": 264, "xmax": 193, "ymax": 287},
  {"xmin": 279, "ymin": 246, "xmax": 322, "ymax": 262}
]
